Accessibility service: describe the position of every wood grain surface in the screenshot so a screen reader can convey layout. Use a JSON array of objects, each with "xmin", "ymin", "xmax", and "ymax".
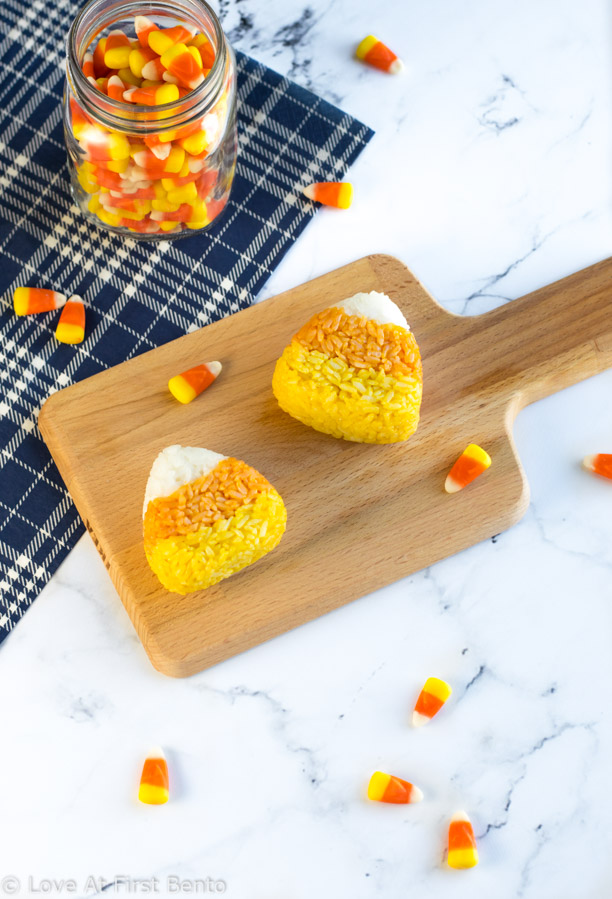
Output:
[{"xmin": 38, "ymin": 254, "xmax": 612, "ymax": 676}]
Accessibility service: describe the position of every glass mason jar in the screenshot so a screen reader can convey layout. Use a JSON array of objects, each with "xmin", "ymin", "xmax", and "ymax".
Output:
[{"xmin": 64, "ymin": 0, "xmax": 237, "ymax": 240}]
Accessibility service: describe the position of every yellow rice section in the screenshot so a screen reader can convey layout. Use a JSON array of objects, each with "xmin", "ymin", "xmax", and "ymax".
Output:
[
  {"xmin": 143, "ymin": 457, "xmax": 286, "ymax": 594},
  {"xmin": 272, "ymin": 341, "xmax": 422, "ymax": 444},
  {"xmin": 145, "ymin": 489, "xmax": 286, "ymax": 594}
]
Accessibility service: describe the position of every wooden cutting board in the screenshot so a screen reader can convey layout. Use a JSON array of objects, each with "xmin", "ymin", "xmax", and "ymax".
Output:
[{"xmin": 38, "ymin": 254, "xmax": 612, "ymax": 677}]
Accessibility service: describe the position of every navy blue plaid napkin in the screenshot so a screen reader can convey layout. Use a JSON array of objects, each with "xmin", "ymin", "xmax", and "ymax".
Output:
[{"xmin": 0, "ymin": 2, "xmax": 374, "ymax": 644}]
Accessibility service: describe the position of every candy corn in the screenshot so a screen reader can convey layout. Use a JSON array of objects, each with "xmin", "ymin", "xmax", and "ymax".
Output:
[
  {"xmin": 55, "ymin": 297, "xmax": 86, "ymax": 345},
  {"xmin": 138, "ymin": 747, "xmax": 169, "ymax": 805},
  {"xmin": 123, "ymin": 83, "xmax": 179, "ymax": 105},
  {"xmin": 69, "ymin": 16, "xmax": 230, "ymax": 237},
  {"xmin": 168, "ymin": 361, "xmax": 222, "ymax": 403},
  {"xmin": 106, "ymin": 75, "xmax": 126, "ymax": 102},
  {"xmin": 104, "ymin": 30, "xmax": 132, "ymax": 70},
  {"xmin": 583, "ymin": 454, "xmax": 612, "ymax": 481},
  {"xmin": 13, "ymin": 287, "xmax": 67, "ymax": 316},
  {"xmin": 445, "ymin": 443, "xmax": 491, "ymax": 493},
  {"xmin": 355, "ymin": 35, "xmax": 404, "ymax": 74},
  {"xmin": 148, "ymin": 24, "xmax": 194, "ymax": 57},
  {"xmin": 160, "ymin": 43, "xmax": 204, "ymax": 90},
  {"xmin": 302, "ymin": 182, "xmax": 353, "ymax": 209},
  {"xmin": 447, "ymin": 811, "xmax": 479, "ymax": 869},
  {"xmin": 135, "ymin": 16, "xmax": 159, "ymax": 49},
  {"xmin": 93, "ymin": 37, "xmax": 109, "ymax": 78},
  {"xmin": 82, "ymin": 50, "xmax": 95, "ymax": 79},
  {"xmin": 412, "ymin": 677, "xmax": 452, "ymax": 727},
  {"xmin": 367, "ymin": 771, "xmax": 423, "ymax": 804}
]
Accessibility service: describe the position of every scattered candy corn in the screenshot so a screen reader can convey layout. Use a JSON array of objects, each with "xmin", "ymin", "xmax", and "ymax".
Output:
[
  {"xmin": 583, "ymin": 454, "xmax": 612, "ymax": 481},
  {"xmin": 355, "ymin": 35, "xmax": 404, "ymax": 74},
  {"xmin": 168, "ymin": 361, "xmax": 222, "ymax": 403},
  {"xmin": 13, "ymin": 287, "xmax": 67, "ymax": 316},
  {"xmin": 138, "ymin": 747, "xmax": 169, "ymax": 805},
  {"xmin": 412, "ymin": 677, "xmax": 452, "ymax": 727},
  {"xmin": 367, "ymin": 771, "xmax": 423, "ymax": 804},
  {"xmin": 445, "ymin": 443, "xmax": 491, "ymax": 493},
  {"xmin": 55, "ymin": 297, "xmax": 86, "ymax": 345},
  {"xmin": 302, "ymin": 182, "xmax": 353, "ymax": 209},
  {"xmin": 447, "ymin": 811, "xmax": 479, "ymax": 869}
]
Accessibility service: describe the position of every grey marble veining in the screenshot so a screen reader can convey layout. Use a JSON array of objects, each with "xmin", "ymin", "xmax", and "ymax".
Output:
[{"xmin": 0, "ymin": 0, "xmax": 611, "ymax": 897}]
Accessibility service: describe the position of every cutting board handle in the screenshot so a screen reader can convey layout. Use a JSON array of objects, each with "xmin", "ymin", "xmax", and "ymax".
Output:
[{"xmin": 469, "ymin": 257, "xmax": 612, "ymax": 410}]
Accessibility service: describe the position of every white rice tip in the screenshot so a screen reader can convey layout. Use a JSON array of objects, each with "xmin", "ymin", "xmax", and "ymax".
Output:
[
  {"xmin": 336, "ymin": 291, "xmax": 409, "ymax": 329},
  {"xmin": 411, "ymin": 710, "xmax": 430, "ymax": 728},
  {"xmin": 143, "ymin": 444, "xmax": 226, "ymax": 516},
  {"xmin": 411, "ymin": 784, "xmax": 424, "ymax": 803}
]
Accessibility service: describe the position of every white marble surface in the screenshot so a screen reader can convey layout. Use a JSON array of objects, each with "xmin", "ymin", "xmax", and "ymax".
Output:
[{"xmin": 1, "ymin": 0, "xmax": 612, "ymax": 896}]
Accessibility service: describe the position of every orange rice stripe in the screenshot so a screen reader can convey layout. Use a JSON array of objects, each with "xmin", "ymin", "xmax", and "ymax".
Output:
[
  {"xmin": 144, "ymin": 457, "xmax": 273, "ymax": 543},
  {"xmin": 294, "ymin": 306, "xmax": 421, "ymax": 378}
]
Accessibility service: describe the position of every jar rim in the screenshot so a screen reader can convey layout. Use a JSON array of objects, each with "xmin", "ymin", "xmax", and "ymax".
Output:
[{"xmin": 66, "ymin": 0, "xmax": 227, "ymax": 132}]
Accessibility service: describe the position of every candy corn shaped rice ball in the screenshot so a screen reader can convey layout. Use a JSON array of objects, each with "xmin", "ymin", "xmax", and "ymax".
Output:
[
  {"xmin": 272, "ymin": 292, "xmax": 422, "ymax": 443},
  {"xmin": 143, "ymin": 445, "xmax": 286, "ymax": 594}
]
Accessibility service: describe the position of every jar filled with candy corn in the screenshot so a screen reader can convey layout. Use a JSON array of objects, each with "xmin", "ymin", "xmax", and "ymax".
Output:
[{"xmin": 64, "ymin": 0, "xmax": 237, "ymax": 239}]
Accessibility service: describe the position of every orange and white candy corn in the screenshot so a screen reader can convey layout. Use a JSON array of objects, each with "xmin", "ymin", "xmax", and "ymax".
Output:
[
  {"xmin": 123, "ymin": 83, "xmax": 179, "ymax": 105},
  {"xmin": 303, "ymin": 182, "xmax": 353, "ymax": 209},
  {"xmin": 106, "ymin": 75, "xmax": 126, "ymax": 102},
  {"xmin": 104, "ymin": 30, "xmax": 132, "ymax": 70},
  {"xmin": 448, "ymin": 811, "xmax": 479, "ymax": 869},
  {"xmin": 135, "ymin": 15, "xmax": 159, "ymax": 49},
  {"xmin": 367, "ymin": 771, "xmax": 423, "ymax": 804},
  {"xmin": 189, "ymin": 33, "xmax": 215, "ymax": 68},
  {"xmin": 138, "ymin": 747, "xmax": 169, "ymax": 805},
  {"xmin": 93, "ymin": 36, "xmax": 109, "ymax": 78},
  {"xmin": 148, "ymin": 24, "xmax": 194, "ymax": 56},
  {"xmin": 445, "ymin": 443, "xmax": 491, "ymax": 493},
  {"xmin": 82, "ymin": 50, "xmax": 95, "ymax": 79},
  {"xmin": 355, "ymin": 35, "xmax": 404, "ymax": 74},
  {"xmin": 14, "ymin": 287, "xmax": 67, "ymax": 316},
  {"xmin": 168, "ymin": 361, "xmax": 222, "ymax": 404},
  {"xmin": 412, "ymin": 676, "xmax": 452, "ymax": 727},
  {"xmin": 583, "ymin": 454, "xmax": 612, "ymax": 482},
  {"xmin": 160, "ymin": 43, "xmax": 204, "ymax": 90},
  {"xmin": 55, "ymin": 297, "xmax": 86, "ymax": 345}
]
